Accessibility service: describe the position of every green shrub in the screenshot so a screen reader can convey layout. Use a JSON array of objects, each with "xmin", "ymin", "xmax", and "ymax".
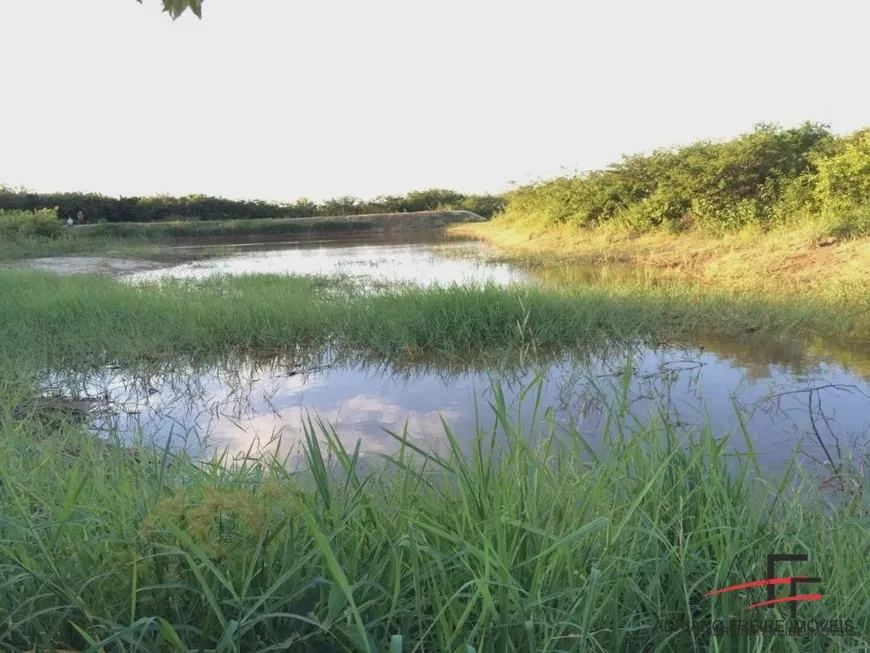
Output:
[
  {"xmin": 499, "ymin": 122, "xmax": 870, "ymax": 235},
  {"xmin": 814, "ymin": 130, "xmax": 870, "ymax": 212},
  {"xmin": 0, "ymin": 209, "xmax": 63, "ymax": 241},
  {"xmin": 815, "ymin": 204, "xmax": 870, "ymax": 240}
]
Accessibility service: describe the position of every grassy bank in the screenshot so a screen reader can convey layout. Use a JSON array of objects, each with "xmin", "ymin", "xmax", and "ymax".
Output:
[
  {"xmin": 2, "ymin": 271, "xmax": 869, "ymax": 370},
  {"xmin": 71, "ymin": 210, "xmax": 485, "ymax": 241},
  {"xmin": 447, "ymin": 122, "xmax": 870, "ymax": 300},
  {"xmin": 453, "ymin": 219, "xmax": 870, "ymax": 301},
  {"xmin": 0, "ymin": 210, "xmax": 484, "ymax": 261},
  {"xmin": 2, "ymin": 375, "xmax": 867, "ymax": 652}
]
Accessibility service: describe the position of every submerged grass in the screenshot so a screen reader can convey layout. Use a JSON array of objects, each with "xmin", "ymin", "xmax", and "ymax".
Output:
[
  {"xmin": 2, "ymin": 270, "xmax": 868, "ymax": 370},
  {"xmin": 1, "ymin": 374, "xmax": 868, "ymax": 652}
]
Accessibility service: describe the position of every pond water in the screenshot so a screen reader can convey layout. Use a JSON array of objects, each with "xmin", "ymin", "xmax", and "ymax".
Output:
[
  {"xmin": 128, "ymin": 230, "xmax": 527, "ymax": 287},
  {"xmin": 52, "ymin": 341, "xmax": 870, "ymax": 476},
  {"xmin": 60, "ymin": 231, "xmax": 870, "ymax": 474}
]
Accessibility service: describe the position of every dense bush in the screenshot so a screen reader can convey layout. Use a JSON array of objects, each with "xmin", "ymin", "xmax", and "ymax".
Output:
[
  {"xmin": 0, "ymin": 209, "xmax": 63, "ymax": 241},
  {"xmin": 813, "ymin": 129, "xmax": 870, "ymax": 212},
  {"xmin": 501, "ymin": 123, "xmax": 870, "ymax": 235},
  {"xmin": 0, "ymin": 187, "xmax": 506, "ymax": 224}
]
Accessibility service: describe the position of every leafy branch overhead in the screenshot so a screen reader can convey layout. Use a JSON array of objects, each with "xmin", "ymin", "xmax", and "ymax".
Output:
[{"xmin": 136, "ymin": 0, "xmax": 204, "ymax": 19}]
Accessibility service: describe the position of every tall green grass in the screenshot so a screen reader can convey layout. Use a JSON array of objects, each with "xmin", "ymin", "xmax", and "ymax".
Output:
[
  {"xmin": 1, "ymin": 375, "xmax": 867, "ymax": 652},
  {"xmin": 2, "ymin": 271, "xmax": 866, "ymax": 370}
]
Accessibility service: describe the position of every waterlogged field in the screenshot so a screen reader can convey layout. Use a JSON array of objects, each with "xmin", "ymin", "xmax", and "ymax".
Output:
[
  {"xmin": 3, "ymin": 231, "xmax": 870, "ymax": 652},
  {"xmin": 48, "ymin": 342, "xmax": 870, "ymax": 475}
]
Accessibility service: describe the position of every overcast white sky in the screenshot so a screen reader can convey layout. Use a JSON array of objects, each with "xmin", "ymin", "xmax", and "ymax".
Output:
[{"xmin": 1, "ymin": 0, "xmax": 868, "ymax": 203}]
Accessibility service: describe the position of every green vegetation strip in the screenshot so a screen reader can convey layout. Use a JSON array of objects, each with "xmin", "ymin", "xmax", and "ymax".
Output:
[
  {"xmin": 0, "ymin": 209, "xmax": 483, "ymax": 261},
  {"xmin": 0, "ymin": 186, "xmax": 505, "ymax": 222},
  {"xmin": 68, "ymin": 211, "xmax": 484, "ymax": 240},
  {"xmin": 1, "ymin": 271, "xmax": 865, "ymax": 370},
  {"xmin": 1, "ymin": 375, "xmax": 867, "ymax": 651}
]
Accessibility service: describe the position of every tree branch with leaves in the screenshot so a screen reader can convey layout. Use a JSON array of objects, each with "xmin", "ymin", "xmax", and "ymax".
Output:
[{"xmin": 137, "ymin": 0, "xmax": 204, "ymax": 19}]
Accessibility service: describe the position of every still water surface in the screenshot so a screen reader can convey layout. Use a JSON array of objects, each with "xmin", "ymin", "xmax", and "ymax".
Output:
[
  {"xmin": 62, "ymin": 345, "xmax": 868, "ymax": 471},
  {"xmin": 129, "ymin": 232, "xmax": 525, "ymax": 287},
  {"xmin": 65, "ymin": 231, "xmax": 870, "ymax": 471}
]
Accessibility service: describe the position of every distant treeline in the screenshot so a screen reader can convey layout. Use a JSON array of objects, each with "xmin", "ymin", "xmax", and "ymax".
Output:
[
  {"xmin": 503, "ymin": 123, "xmax": 870, "ymax": 235},
  {"xmin": 0, "ymin": 188, "xmax": 506, "ymax": 223},
  {"xmin": 6, "ymin": 122, "xmax": 870, "ymax": 238}
]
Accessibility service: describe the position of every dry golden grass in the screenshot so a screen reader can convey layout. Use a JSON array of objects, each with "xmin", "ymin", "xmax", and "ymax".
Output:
[{"xmin": 451, "ymin": 219, "xmax": 870, "ymax": 300}]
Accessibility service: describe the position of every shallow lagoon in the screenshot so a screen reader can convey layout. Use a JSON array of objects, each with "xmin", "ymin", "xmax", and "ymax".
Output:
[{"xmin": 28, "ymin": 228, "xmax": 864, "ymax": 477}]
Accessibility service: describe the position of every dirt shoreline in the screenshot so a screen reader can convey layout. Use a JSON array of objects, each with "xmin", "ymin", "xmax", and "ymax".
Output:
[{"xmin": 7, "ymin": 257, "xmax": 170, "ymax": 276}]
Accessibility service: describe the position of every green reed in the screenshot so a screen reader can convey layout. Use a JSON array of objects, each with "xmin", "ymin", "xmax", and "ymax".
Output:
[{"xmin": 1, "ymin": 372, "xmax": 867, "ymax": 652}]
